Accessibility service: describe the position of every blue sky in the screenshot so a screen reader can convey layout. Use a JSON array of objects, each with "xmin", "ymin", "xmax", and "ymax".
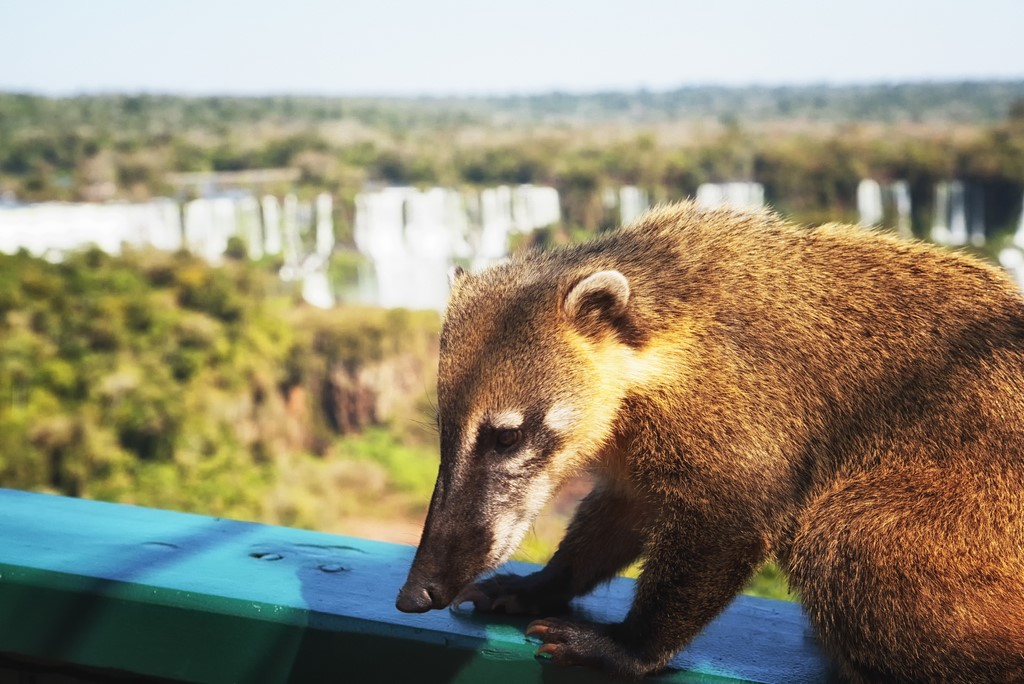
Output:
[{"xmin": 1, "ymin": 0, "xmax": 1022, "ymax": 96}]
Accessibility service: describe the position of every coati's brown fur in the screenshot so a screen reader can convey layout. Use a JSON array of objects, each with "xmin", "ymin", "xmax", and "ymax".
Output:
[{"xmin": 396, "ymin": 201, "xmax": 1024, "ymax": 681}]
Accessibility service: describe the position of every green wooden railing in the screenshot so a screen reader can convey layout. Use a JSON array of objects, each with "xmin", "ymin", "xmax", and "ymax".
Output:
[{"xmin": 0, "ymin": 489, "xmax": 832, "ymax": 683}]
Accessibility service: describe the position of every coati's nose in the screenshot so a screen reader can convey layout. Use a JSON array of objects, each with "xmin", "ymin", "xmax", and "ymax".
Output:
[{"xmin": 396, "ymin": 581, "xmax": 438, "ymax": 613}]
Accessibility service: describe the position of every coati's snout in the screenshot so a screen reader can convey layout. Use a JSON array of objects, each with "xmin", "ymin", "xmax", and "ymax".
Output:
[
  {"xmin": 395, "ymin": 411, "xmax": 562, "ymax": 613},
  {"xmin": 395, "ymin": 551, "xmax": 468, "ymax": 613},
  {"xmin": 394, "ymin": 579, "xmax": 439, "ymax": 613},
  {"xmin": 395, "ymin": 498, "xmax": 493, "ymax": 613}
]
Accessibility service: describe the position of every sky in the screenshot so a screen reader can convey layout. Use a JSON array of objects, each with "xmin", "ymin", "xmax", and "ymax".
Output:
[{"xmin": 1, "ymin": 0, "xmax": 1022, "ymax": 97}]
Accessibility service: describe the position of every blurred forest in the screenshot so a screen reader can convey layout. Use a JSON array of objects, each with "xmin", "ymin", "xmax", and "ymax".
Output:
[
  {"xmin": 3, "ymin": 81, "xmax": 1024, "ymax": 601},
  {"xmin": 0, "ymin": 246, "xmax": 441, "ymax": 534}
]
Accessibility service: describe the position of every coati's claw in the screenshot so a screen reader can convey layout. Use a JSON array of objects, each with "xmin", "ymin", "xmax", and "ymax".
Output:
[
  {"xmin": 461, "ymin": 572, "xmax": 571, "ymax": 615},
  {"xmin": 526, "ymin": 618, "xmax": 611, "ymax": 668},
  {"xmin": 490, "ymin": 595, "xmax": 519, "ymax": 612},
  {"xmin": 527, "ymin": 618, "xmax": 660, "ymax": 676},
  {"xmin": 524, "ymin": 619, "xmax": 555, "ymax": 638},
  {"xmin": 451, "ymin": 584, "xmax": 488, "ymax": 611}
]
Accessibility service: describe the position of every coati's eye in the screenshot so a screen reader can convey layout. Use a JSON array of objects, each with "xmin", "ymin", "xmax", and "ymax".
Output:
[{"xmin": 494, "ymin": 428, "xmax": 522, "ymax": 452}]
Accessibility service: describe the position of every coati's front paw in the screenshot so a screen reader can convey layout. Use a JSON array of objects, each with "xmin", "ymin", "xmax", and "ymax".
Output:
[
  {"xmin": 455, "ymin": 572, "xmax": 571, "ymax": 615},
  {"xmin": 527, "ymin": 618, "xmax": 660, "ymax": 678}
]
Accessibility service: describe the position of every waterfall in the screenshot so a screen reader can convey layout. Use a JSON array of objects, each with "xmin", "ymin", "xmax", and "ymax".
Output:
[
  {"xmin": 290, "ymin": 192, "xmax": 338, "ymax": 309},
  {"xmin": 352, "ymin": 184, "xmax": 560, "ymax": 310},
  {"xmin": 281, "ymin": 194, "xmax": 300, "ymax": 268},
  {"xmin": 968, "ymin": 184, "xmax": 986, "ymax": 247},
  {"xmin": 0, "ymin": 186, "xmax": 562, "ymax": 310},
  {"xmin": 352, "ymin": 186, "xmax": 467, "ymax": 310},
  {"xmin": 272, "ymin": 193, "xmax": 337, "ymax": 308},
  {"xmin": 184, "ymin": 200, "xmax": 214, "ymax": 261},
  {"xmin": 890, "ymin": 181, "xmax": 912, "ymax": 238},
  {"xmin": 1000, "ymin": 194, "xmax": 1024, "ymax": 289},
  {"xmin": 315, "ymin": 193, "xmax": 334, "ymax": 258},
  {"xmin": 931, "ymin": 182, "xmax": 955, "ymax": 245},
  {"xmin": 857, "ymin": 179, "xmax": 884, "ymax": 227},
  {"xmin": 183, "ymin": 198, "xmax": 240, "ymax": 263},
  {"xmin": 948, "ymin": 181, "xmax": 968, "ymax": 246},
  {"xmin": 695, "ymin": 182, "xmax": 765, "ymax": 210},
  {"xmin": 856, "ymin": 179, "xmax": 913, "ymax": 236},
  {"xmin": 478, "ymin": 186, "xmax": 514, "ymax": 268},
  {"xmin": 1017, "ymin": 194, "xmax": 1024, "ymax": 244},
  {"xmin": 618, "ymin": 186, "xmax": 650, "ymax": 225},
  {"xmin": 237, "ymin": 196, "xmax": 263, "ymax": 260},
  {"xmin": 354, "ymin": 187, "xmax": 423, "ymax": 309},
  {"xmin": 261, "ymin": 195, "xmax": 283, "ymax": 256},
  {"xmin": 0, "ymin": 201, "xmax": 185, "ymax": 258}
]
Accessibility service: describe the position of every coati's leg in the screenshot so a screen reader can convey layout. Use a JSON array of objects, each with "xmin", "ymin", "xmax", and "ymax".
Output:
[
  {"xmin": 527, "ymin": 502, "xmax": 768, "ymax": 677},
  {"xmin": 461, "ymin": 483, "xmax": 647, "ymax": 614},
  {"xmin": 787, "ymin": 464, "xmax": 1024, "ymax": 684}
]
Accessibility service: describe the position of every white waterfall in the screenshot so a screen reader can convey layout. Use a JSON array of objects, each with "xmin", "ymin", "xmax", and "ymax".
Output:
[
  {"xmin": 478, "ymin": 186, "xmax": 513, "ymax": 267},
  {"xmin": 352, "ymin": 184, "xmax": 560, "ymax": 310},
  {"xmin": 281, "ymin": 194, "xmax": 300, "ymax": 268},
  {"xmin": 0, "ymin": 201, "xmax": 184, "ymax": 258},
  {"xmin": 261, "ymin": 195, "xmax": 283, "ymax": 256},
  {"xmin": 891, "ymin": 181, "xmax": 912, "ymax": 238},
  {"xmin": 0, "ymin": 194, "xmax": 336, "ymax": 307},
  {"xmin": 182, "ymin": 198, "xmax": 240, "ymax": 263},
  {"xmin": 857, "ymin": 179, "xmax": 884, "ymax": 227},
  {"xmin": 315, "ymin": 193, "xmax": 334, "ymax": 258},
  {"xmin": 1017, "ymin": 193, "xmax": 1024, "ymax": 246},
  {"xmin": 353, "ymin": 187, "xmax": 465, "ymax": 310},
  {"xmin": 931, "ymin": 182, "xmax": 956, "ymax": 245},
  {"xmin": 968, "ymin": 185, "xmax": 986, "ymax": 247},
  {"xmin": 932, "ymin": 181, "xmax": 982, "ymax": 247},
  {"xmin": 276, "ymin": 193, "xmax": 337, "ymax": 309},
  {"xmin": 237, "ymin": 196, "xmax": 263, "ymax": 260},
  {"xmin": 353, "ymin": 187, "xmax": 424, "ymax": 309},
  {"xmin": 619, "ymin": 186, "xmax": 650, "ymax": 225},
  {"xmin": 999, "ymin": 194, "xmax": 1024, "ymax": 289},
  {"xmin": 695, "ymin": 182, "xmax": 765, "ymax": 210},
  {"xmin": 948, "ymin": 181, "xmax": 968, "ymax": 246},
  {"xmin": 0, "ymin": 184, "xmax": 559, "ymax": 311},
  {"xmin": 856, "ymin": 179, "xmax": 912, "ymax": 237}
]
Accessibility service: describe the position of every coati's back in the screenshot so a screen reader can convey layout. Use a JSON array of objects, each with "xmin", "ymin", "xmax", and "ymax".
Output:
[
  {"xmin": 399, "ymin": 201, "xmax": 1024, "ymax": 682},
  {"xmin": 638, "ymin": 206, "xmax": 1022, "ymax": 417},
  {"xmin": 502, "ymin": 202, "xmax": 1024, "ymax": 473}
]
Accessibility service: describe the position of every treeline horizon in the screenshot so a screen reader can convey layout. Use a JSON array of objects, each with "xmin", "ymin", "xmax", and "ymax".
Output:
[
  {"xmin": 4, "ymin": 79, "xmax": 1024, "ymax": 125},
  {"xmin": 2, "ymin": 80, "xmax": 1024, "ymax": 248}
]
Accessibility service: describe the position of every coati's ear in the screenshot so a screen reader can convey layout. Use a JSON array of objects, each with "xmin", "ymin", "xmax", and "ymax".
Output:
[
  {"xmin": 563, "ymin": 270, "xmax": 630, "ymax": 330},
  {"xmin": 448, "ymin": 266, "xmax": 466, "ymax": 288}
]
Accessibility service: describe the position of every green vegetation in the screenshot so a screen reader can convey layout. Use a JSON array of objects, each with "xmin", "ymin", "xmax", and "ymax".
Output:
[{"xmin": 0, "ymin": 248, "xmax": 442, "ymax": 530}]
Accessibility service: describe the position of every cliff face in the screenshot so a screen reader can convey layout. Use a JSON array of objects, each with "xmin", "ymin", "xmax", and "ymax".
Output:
[{"xmin": 323, "ymin": 350, "xmax": 435, "ymax": 436}]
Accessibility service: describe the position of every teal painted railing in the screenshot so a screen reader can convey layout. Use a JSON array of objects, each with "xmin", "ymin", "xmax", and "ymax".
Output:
[{"xmin": 0, "ymin": 489, "xmax": 832, "ymax": 683}]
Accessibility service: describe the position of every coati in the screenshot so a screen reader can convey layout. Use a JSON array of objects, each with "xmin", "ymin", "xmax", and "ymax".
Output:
[{"xmin": 395, "ymin": 201, "xmax": 1024, "ymax": 682}]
